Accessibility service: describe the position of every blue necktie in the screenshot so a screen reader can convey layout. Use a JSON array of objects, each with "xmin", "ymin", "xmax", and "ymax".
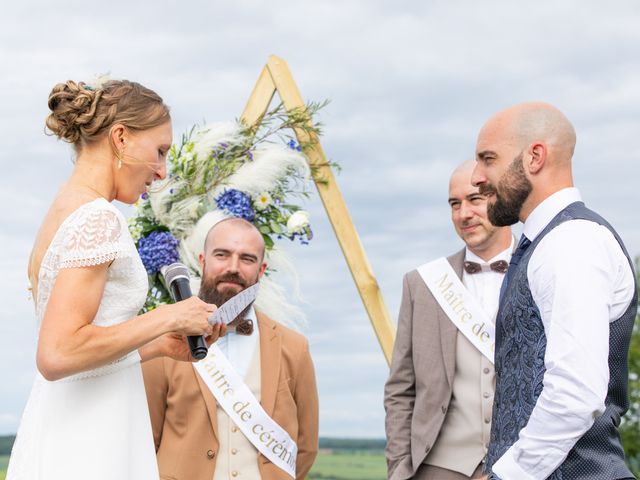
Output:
[{"xmin": 499, "ymin": 235, "xmax": 532, "ymax": 303}]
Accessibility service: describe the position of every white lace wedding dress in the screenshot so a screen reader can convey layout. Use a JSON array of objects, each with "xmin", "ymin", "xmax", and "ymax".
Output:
[{"xmin": 7, "ymin": 198, "xmax": 159, "ymax": 479}]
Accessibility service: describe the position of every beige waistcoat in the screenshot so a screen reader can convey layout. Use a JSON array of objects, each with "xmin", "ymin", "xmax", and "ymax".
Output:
[
  {"xmin": 424, "ymin": 332, "xmax": 495, "ymax": 476},
  {"xmin": 214, "ymin": 342, "xmax": 262, "ymax": 480}
]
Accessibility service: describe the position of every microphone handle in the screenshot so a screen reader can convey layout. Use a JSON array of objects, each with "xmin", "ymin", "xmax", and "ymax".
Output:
[
  {"xmin": 186, "ymin": 335, "xmax": 208, "ymax": 360},
  {"xmin": 168, "ymin": 278, "xmax": 208, "ymax": 360}
]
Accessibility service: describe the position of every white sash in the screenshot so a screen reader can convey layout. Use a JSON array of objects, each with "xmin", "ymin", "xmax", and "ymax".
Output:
[
  {"xmin": 417, "ymin": 257, "xmax": 495, "ymax": 363},
  {"xmin": 193, "ymin": 345, "xmax": 297, "ymax": 478}
]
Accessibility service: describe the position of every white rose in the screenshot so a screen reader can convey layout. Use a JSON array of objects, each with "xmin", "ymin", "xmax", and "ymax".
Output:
[{"xmin": 286, "ymin": 210, "xmax": 310, "ymax": 234}]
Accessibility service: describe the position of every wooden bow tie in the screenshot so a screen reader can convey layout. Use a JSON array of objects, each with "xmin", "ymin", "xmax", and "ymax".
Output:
[
  {"xmin": 227, "ymin": 317, "xmax": 254, "ymax": 335},
  {"xmin": 463, "ymin": 260, "xmax": 509, "ymax": 274}
]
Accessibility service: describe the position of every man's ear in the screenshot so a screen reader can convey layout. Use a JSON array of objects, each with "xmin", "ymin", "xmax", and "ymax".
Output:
[
  {"xmin": 527, "ymin": 142, "xmax": 547, "ymax": 174},
  {"xmin": 199, "ymin": 253, "xmax": 205, "ymax": 270},
  {"xmin": 258, "ymin": 262, "xmax": 268, "ymax": 278}
]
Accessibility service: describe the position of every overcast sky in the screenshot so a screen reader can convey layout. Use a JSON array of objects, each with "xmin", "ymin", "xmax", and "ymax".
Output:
[{"xmin": 1, "ymin": 0, "xmax": 639, "ymax": 439}]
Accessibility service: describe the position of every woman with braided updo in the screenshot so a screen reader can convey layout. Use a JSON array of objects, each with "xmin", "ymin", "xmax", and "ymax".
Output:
[{"xmin": 7, "ymin": 78, "xmax": 225, "ymax": 479}]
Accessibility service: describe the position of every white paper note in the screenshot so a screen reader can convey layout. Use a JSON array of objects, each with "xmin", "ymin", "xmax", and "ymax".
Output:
[{"xmin": 207, "ymin": 283, "xmax": 259, "ymax": 326}]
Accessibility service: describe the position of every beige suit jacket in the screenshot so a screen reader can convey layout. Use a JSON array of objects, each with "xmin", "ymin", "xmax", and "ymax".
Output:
[
  {"xmin": 384, "ymin": 249, "xmax": 464, "ymax": 480},
  {"xmin": 142, "ymin": 312, "xmax": 319, "ymax": 480}
]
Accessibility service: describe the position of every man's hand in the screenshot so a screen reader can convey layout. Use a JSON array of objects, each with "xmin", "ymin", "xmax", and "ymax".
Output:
[{"xmin": 141, "ymin": 322, "xmax": 226, "ymax": 362}]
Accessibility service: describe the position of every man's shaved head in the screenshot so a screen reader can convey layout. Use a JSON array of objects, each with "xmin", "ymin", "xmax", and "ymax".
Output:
[
  {"xmin": 473, "ymin": 102, "xmax": 577, "ymax": 224},
  {"xmin": 479, "ymin": 102, "xmax": 577, "ymax": 164},
  {"xmin": 449, "ymin": 160, "xmax": 476, "ymax": 189},
  {"xmin": 204, "ymin": 217, "xmax": 266, "ymax": 260}
]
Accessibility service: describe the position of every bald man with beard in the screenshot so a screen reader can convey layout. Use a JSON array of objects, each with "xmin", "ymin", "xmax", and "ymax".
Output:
[
  {"xmin": 143, "ymin": 218, "xmax": 319, "ymax": 480},
  {"xmin": 472, "ymin": 103, "xmax": 637, "ymax": 480},
  {"xmin": 385, "ymin": 161, "xmax": 513, "ymax": 480}
]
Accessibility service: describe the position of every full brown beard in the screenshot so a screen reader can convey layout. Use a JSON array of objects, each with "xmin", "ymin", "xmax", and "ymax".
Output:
[
  {"xmin": 198, "ymin": 271, "xmax": 257, "ymax": 306},
  {"xmin": 480, "ymin": 152, "xmax": 532, "ymax": 227}
]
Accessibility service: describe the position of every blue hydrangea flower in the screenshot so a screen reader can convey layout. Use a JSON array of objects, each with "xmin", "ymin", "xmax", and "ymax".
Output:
[
  {"xmin": 216, "ymin": 189, "xmax": 255, "ymax": 222},
  {"xmin": 138, "ymin": 230, "xmax": 180, "ymax": 274}
]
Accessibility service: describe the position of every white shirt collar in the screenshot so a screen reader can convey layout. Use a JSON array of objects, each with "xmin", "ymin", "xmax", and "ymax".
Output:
[
  {"xmin": 465, "ymin": 235, "xmax": 515, "ymax": 264},
  {"xmin": 244, "ymin": 305, "xmax": 257, "ymax": 324},
  {"xmin": 523, "ymin": 187, "xmax": 582, "ymax": 241},
  {"xmin": 215, "ymin": 305, "xmax": 259, "ymax": 378}
]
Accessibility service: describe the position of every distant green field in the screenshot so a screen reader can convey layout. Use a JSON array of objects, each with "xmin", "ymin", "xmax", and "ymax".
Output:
[
  {"xmin": 308, "ymin": 450, "xmax": 386, "ymax": 480},
  {"xmin": 0, "ymin": 442, "xmax": 387, "ymax": 480},
  {"xmin": 0, "ymin": 451, "xmax": 386, "ymax": 480},
  {"xmin": 0, "ymin": 454, "xmax": 8, "ymax": 480},
  {"xmin": 0, "ymin": 451, "xmax": 387, "ymax": 480}
]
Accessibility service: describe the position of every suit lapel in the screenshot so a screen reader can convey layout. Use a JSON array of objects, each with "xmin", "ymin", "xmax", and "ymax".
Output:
[
  {"xmin": 193, "ymin": 361, "xmax": 219, "ymax": 442},
  {"xmin": 440, "ymin": 248, "xmax": 465, "ymax": 388},
  {"xmin": 257, "ymin": 312, "xmax": 281, "ymax": 417}
]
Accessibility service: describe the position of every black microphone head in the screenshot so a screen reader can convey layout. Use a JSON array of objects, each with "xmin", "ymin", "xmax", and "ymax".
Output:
[
  {"xmin": 160, "ymin": 262, "xmax": 207, "ymax": 360},
  {"xmin": 161, "ymin": 262, "xmax": 190, "ymax": 287}
]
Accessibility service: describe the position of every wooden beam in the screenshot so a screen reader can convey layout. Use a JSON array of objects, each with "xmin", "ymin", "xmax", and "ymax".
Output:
[
  {"xmin": 241, "ymin": 55, "xmax": 396, "ymax": 365},
  {"xmin": 240, "ymin": 65, "xmax": 278, "ymax": 127}
]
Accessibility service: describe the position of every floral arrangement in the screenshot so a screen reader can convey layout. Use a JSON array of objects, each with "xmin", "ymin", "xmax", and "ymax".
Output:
[{"xmin": 128, "ymin": 102, "xmax": 327, "ymax": 315}]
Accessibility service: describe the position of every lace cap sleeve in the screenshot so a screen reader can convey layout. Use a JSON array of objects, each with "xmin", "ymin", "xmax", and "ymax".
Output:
[{"xmin": 58, "ymin": 202, "xmax": 131, "ymax": 269}]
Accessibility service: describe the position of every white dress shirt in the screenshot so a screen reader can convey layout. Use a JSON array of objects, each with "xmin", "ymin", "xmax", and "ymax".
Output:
[
  {"xmin": 492, "ymin": 187, "xmax": 635, "ymax": 480},
  {"xmin": 463, "ymin": 237, "xmax": 515, "ymax": 319},
  {"xmin": 215, "ymin": 306, "xmax": 259, "ymax": 378}
]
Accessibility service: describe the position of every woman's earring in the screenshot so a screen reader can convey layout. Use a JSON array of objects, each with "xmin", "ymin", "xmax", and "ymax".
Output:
[{"xmin": 118, "ymin": 159, "xmax": 123, "ymax": 169}]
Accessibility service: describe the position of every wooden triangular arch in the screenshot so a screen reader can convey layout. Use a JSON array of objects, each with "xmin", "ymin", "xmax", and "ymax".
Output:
[{"xmin": 240, "ymin": 55, "xmax": 395, "ymax": 365}]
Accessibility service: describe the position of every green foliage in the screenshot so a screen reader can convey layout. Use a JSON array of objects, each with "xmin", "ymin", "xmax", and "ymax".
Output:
[
  {"xmin": 318, "ymin": 437, "xmax": 386, "ymax": 450},
  {"xmin": 0, "ymin": 437, "xmax": 14, "ymax": 456},
  {"xmin": 249, "ymin": 100, "xmax": 327, "ymax": 152},
  {"xmin": 249, "ymin": 100, "xmax": 340, "ymax": 183},
  {"xmin": 0, "ymin": 437, "xmax": 12, "ymax": 479},
  {"xmin": 621, "ymin": 256, "xmax": 640, "ymax": 476},
  {"xmin": 0, "ymin": 453, "xmax": 9, "ymax": 480}
]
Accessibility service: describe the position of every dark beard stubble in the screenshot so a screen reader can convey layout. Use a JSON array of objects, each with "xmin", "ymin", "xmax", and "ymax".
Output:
[{"xmin": 482, "ymin": 153, "xmax": 533, "ymax": 227}]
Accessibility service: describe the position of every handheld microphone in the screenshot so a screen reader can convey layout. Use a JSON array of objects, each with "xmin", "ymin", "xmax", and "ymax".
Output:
[{"xmin": 161, "ymin": 262, "xmax": 208, "ymax": 360}]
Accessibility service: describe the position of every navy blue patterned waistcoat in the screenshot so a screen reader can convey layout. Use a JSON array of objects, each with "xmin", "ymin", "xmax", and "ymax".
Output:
[{"xmin": 486, "ymin": 202, "xmax": 637, "ymax": 479}]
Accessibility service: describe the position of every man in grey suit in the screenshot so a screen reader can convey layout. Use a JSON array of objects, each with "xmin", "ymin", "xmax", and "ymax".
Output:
[{"xmin": 384, "ymin": 161, "xmax": 513, "ymax": 480}]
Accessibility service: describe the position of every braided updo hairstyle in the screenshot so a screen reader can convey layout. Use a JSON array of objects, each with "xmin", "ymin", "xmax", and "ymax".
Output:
[{"xmin": 45, "ymin": 79, "xmax": 170, "ymax": 153}]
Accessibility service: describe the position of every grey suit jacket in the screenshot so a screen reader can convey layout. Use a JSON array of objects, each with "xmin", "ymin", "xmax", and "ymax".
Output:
[{"xmin": 384, "ymin": 249, "xmax": 465, "ymax": 480}]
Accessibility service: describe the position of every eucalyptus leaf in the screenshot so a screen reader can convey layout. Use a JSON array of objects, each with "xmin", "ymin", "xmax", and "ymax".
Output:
[{"xmin": 270, "ymin": 221, "xmax": 283, "ymax": 234}]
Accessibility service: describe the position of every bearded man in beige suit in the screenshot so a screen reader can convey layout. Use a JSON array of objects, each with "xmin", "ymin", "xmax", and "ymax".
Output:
[
  {"xmin": 384, "ymin": 161, "xmax": 513, "ymax": 480},
  {"xmin": 143, "ymin": 218, "xmax": 319, "ymax": 480}
]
